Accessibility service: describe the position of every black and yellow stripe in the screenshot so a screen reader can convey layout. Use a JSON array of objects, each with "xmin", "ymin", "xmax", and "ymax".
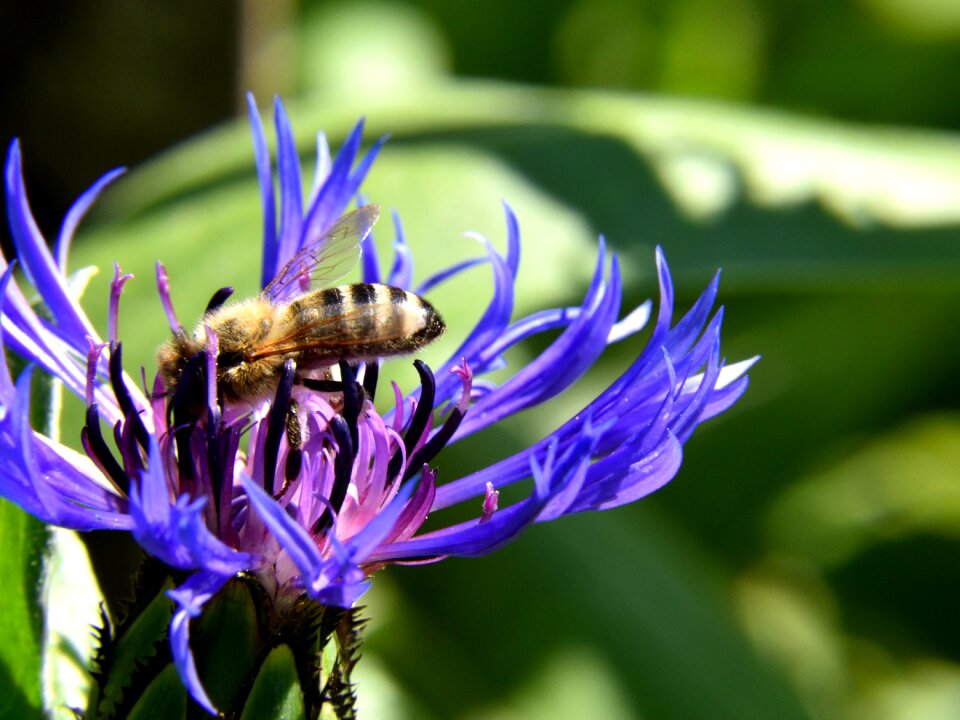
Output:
[{"xmin": 287, "ymin": 282, "xmax": 444, "ymax": 361}]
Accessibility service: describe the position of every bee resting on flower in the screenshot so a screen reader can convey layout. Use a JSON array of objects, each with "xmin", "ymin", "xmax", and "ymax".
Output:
[{"xmin": 0, "ymin": 95, "xmax": 756, "ymax": 716}]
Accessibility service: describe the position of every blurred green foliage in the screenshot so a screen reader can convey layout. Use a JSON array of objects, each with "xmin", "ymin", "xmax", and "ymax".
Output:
[{"xmin": 4, "ymin": 2, "xmax": 960, "ymax": 719}]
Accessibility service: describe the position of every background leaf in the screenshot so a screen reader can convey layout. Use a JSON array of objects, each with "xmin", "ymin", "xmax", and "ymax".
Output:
[
  {"xmin": 5, "ymin": 2, "xmax": 960, "ymax": 717},
  {"xmin": 49, "ymin": 79, "xmax": 960, "ymax": 719},
  {"xmin": 0, "ymin": 501, "xmax": 45, "ymax": 720}
]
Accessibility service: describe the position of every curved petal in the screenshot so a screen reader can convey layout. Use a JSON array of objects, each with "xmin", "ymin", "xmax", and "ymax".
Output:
[
  {"xmin": 0, "ymin": 368, "xmax": 131, "ymax": 530},
  {"xmin": 247, "ymin": 94, "xmax": 279, "ymax": 288},
  {"xmin": 241, "ymin": 471, "xmax": 328, "ymax": 583},
  {"xmin": 273, "ymin": 97, "xmax": 304, "ymax": 266},
  {"xmin": 4, "ymin": 141, "xmax": 99, "ymax": 348},
  {"xmin": 454, "ymin": 243, "xmax": 622, "ymax": 437},
  {"xmin": 55, "ymin": 167, "xmax": 126, "ymax": 271},
  {"xmin": 429, "ymin": 233, "xmax": 517, "ymax": 405},
  {"xmin": 373, "ymin": 428, "xmax": 601, "ymax": 562},
  {"xmin": 570, "ymin": 431, "xmax": 684, "ymax": 512},
  {"xmin": 386, "ymin": 210, "xmax": 413, "ymax": 289},
  {"xmin": 168, "ymin": 571, "xmax": 232, "ymax": 716},
  {"xmin": 130, "ymin": 440, "xmax": 254, "ymax": 574}
]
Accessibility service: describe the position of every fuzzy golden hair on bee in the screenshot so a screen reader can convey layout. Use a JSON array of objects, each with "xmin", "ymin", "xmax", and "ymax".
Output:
[{"xmin": 156, "ymin": 205, "xmax": 445, "ymax": 409}]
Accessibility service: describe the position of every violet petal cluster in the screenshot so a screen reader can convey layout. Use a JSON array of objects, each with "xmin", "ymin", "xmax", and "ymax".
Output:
[{"xmin": 0, "ymin": 96, "xmax": 755, "ymax": 714}]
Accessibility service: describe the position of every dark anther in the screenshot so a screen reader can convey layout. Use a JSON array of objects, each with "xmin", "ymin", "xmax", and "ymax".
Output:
[
  {"xmin": 329, "ymin": 415, "xmax": 355, "ymax": 514},
  {"xmin": 362, "ymin": 361, "xmax": 379, "ymax": 402},
  {"xmin": 285, "ymin": 449, "xmax": 303, "ymax": 483},
  {"xmin": 285, "ymin": 400, "xmax": 302, "ymax": 450},
  {"xmin": 388, "ymin": 360, "xmax": 435, "ymax": 480},
  {"xmin": 338, "ymin": 360, "xmax": 362, "ymax": 452},
  {"xmin": 312, "ymin": 415, "xmax": 354, "ymax": 534},
  {"xmin": 218, "ymin": 426, "xmax": 242, "ymax": 542},
  {"xmin": 273, "ymin": 446, "xmax": 302, "ymax": 500},
  {"xmin": 108, "ymin": 343, "xmax": 149, "ymax": 451},
  {"xmin": 118, "ymin": 410, "xmax": 146, "ymax": 477},
  {"xmin": 170, "ymin": 350, "xmax": 208, "ymax": 483},
  {"xmin": 205, "ymin": 286, "xmax": 234, "ymax": 314},
  {"xmin": 174, "ymin": 423, "xmax": 196, "ymax": 485},
  {"xmin": 206, "ymin": 411, "xmax": 224, "ymax": 525},
  {"xmin": 81, "ymin": 404, "xmax": 128, "ymax": 494},
  {"xmin": 170, "ymin": 351, "xmax": 207, "ymax": 424},
  {"xmin": 112, "ymin": 416, "xmax": 124, "ymax": 451},
  {"xmin": 403, "ymin": 406, "xmax": 466, "ymax": 482},
  {"xmin": 263, "ymin": 359, "xmax": 296, "ymax": 494}
]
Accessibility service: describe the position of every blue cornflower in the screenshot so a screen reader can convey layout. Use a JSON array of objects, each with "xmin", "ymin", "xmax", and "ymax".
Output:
[{"xmin": 0, "ymin": 95, "xmax": 755, "ymax": 715}]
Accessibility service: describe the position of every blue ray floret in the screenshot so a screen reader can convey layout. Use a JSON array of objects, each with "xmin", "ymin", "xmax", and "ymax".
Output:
[{"xmin": 0, "ymin": 96, "xmax": 756, "ymax": 715}]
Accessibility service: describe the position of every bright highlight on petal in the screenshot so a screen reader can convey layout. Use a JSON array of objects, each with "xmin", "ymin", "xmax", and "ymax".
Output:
[{"xmin": 0, "ymin": 97, "xmax": 754, "ymax": 715}]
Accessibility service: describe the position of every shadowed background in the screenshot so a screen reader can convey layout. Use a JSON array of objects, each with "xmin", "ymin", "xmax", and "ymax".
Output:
[{"xmin": 3, "ymin": 2, "xmax": 960, "ymax": 719}]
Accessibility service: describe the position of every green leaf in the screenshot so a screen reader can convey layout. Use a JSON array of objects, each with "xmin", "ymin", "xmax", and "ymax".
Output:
[
  {"xmin": 768, "ymin": 413, "xmax": 960, "ymax": 567},
  {"xmin": 0, "ymin": 501, "xmax": 46, "ymax": 720},
  {"xmin": 0, "ymin": 291, "xmax": 88, "ymax": 720},
  {"xmin": 41, "ymin": 528, "xmax": 104, "ymax": 718},
  {"xmin": 86, "ymin": 82, "xmax": 960, "ymax": 288},
  {"xmin": 376, "ymin": 509, "xmax": 813, "ymax": 720},
  {"xmin": 61, "ymin": 81, "xmax": 960, "ymax": 413},
  {"xmin": 240, "ymin": 645, "xmax": 306, "ymax": 720},
  {"xmin": 54, "ymin": 76, "xmax": 960, "ymax": 720},
  {"xmin": 193, "ymin": 578, "xmax": 262, "ymax": 714},
  {"xmin": 91, "ymin": 579, "xmax": 174, "ymax": 719},
  {"xmin": 126, "ymin": 664, "xmax": 186, "ymax": 720}
]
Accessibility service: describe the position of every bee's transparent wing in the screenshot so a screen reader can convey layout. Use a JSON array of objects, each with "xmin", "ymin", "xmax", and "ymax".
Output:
[
  {"xmin": 262, "ymin": 204, "xmax": 379, "ymax": 300},
  {"xmin": 246, "ymin": 302, "xmax": 408, "ymax": 361}
]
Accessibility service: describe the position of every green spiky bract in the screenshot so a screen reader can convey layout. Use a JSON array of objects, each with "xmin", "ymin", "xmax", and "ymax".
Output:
[{"xmin": 83, "ymin": 567, "xmax": 366, "ymax": 720}]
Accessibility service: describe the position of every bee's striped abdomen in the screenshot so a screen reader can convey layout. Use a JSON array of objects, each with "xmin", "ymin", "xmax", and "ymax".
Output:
[{"xmin": 287, "ymin": 283, "xmax": 445, "ymax": 362}]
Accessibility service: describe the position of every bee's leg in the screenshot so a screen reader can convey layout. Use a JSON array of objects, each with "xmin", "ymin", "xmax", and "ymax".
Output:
[
  {"xmin": 265, "ymin": 359, "xmax": 302, "ymax": 499},
  {"xmin": 298, "ymin": 377, "xmax": 345, "ymax": 393},
  {"xmin": 297, "ymin": 373, "xmax": 367, "ymax": 409},
  {"xmin": 274, "ymin": 399, "xmax": 303, "ymax": 500},
  {"xmin": 285, "ymin": 399, "xmax": 303, "ymax": 449}
]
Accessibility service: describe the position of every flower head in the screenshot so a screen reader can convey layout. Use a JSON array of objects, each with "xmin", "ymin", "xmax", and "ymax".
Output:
[{"xmin": 0, "ymin": 96, "xmax": 755, "ymax": 714}]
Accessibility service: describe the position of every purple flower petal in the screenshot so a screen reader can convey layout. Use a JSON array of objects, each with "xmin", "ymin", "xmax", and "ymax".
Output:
[
  {"xmin": 130, "ymin": 440, "xmax": 253, "ymax": 575},
  {"xmin": 0, "ymin": 367, "xmax": 132, "ymax": 529},
  {"xmin": 55, "ymin": 166, "xmax": 125, "ymax": 271},
  {"xmin": 299, "ymin": 120, "xmax": 365, "ymax": 259},
  {"xmin": 0, "ymin": 104, "xmax": 755, "ymax": 716},
  {"xmin": 241, "ymin": 471, "xmax": 328, "ymax": 584},
  {"xmin": 5, "ymin": 141, "xmax": 99, "ymax": 349},
  {"xmin": 371, "ymin": 429, "xmax": 599, "ymax": 561},
  {"xmin": 273, "ymin": 97, "xmax": 304, "ymax": 267},
  {"xmin": 455, "ymin": 242, "xmax": 622, "ymax": 437},
  {"xmin": 0, "ymin": 264, "xmax": 17, "ymax": 398},
  {"xmin": 168, "ymin": 570, "xmax": 232, "ymax": 716},
  {"xmin": 307, "ymin": 131, "xmax": 331, "ymax": 206},
  {"xmin": 571, "ymin": 431, "xmax": 684, "ymax": 512},
  {"xmin": 386, "ymin": 209, "xmax": 413, "ymax": 290},
  {"xmin": 247, "ymin": 94, "xmax": 279, "ymax": 288}
]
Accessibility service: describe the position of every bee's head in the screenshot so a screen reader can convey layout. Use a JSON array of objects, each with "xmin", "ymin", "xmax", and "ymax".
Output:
[{"xmin": 156, "ymin": 330, "xmax": 203, "ymax": 393}]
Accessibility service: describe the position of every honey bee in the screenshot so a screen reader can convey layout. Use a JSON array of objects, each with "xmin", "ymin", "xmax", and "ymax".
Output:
[{"xmin": 157, "ymin": 204, "xmax": 445, "ymax": 409}]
